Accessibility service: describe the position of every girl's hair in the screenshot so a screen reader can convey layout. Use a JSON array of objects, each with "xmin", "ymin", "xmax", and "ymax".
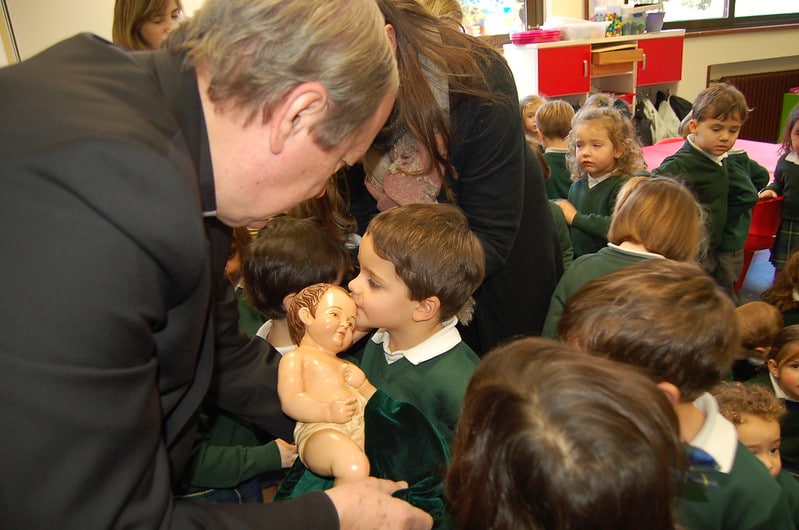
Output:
[
  {"xmin": 713, "ymin": 381, "xmax": 786, "ymax": 425},
  {"xmin": 535, "ymin": 99, "xmax": 575, "ymax": 140},
  {"xmin": 164, "ymin": 0, "xmax": 398, "ymax": 146},
  {"xmin": 416, "ymin": 0, "xmax": 464, "ymax": 30},
  {"xmin": 780, "ymin": 102, "xmax": 799, "ymax": 155},
  {"xmin": 608, "ymin": 176, "xmax": 706, "ymax": 261},
  {"xmin": 767, "ymin": 324, "xmax": 799, "ymax": 367},
  {"xmin": 112, "ymin": 0, "xmax": 183, "ymax": 51},
  {"xmin": 372, "ymin": 0, "xmax": 509, "ymax": 198},
  {"xmin": 520, "ymin": 94, "xmax": 545, "ymax": 116},
  {"xmin": 447, "ymin": 337, "xmax": 683, "ymax": 530},
  {"xmin": 762, "ymin": 248, "xmax": 799, "ymax": 312},
  {"xmin": 566, "ymin": 106, "xmax": 646, "ymax": 180}
]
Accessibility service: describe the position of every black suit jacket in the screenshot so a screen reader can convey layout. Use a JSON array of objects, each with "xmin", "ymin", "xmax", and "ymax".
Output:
[{"xmin": 0, "ymin": 34, "xmax": 335, "ymax": 529}]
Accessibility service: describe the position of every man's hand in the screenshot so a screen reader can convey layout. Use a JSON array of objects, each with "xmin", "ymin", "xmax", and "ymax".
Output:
[{"xmin": 325, "ymin": 477, "xmax": 433, "ymax": 530}]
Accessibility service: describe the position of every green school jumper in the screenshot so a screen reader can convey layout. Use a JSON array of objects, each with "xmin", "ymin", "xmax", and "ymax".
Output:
[
  {"xmin": 543, "ymin": 148, "xmax": 571, "ymax": 200},
  {"xmin": 567, "ymin": 175, "xmax": 628, "ymax": 257},
  {"xmin": 719, "ymin": 149, "xmax": 769, "ymax": 253},
  {"xmin": 359, "ymin": 339, "xmax": 479, "ymax": 444}
]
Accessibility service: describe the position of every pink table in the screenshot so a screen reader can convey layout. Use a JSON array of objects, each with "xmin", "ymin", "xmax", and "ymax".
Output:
[{"xmin": 642, "ymin": 137, "xmax": 783, "ymax": 180}]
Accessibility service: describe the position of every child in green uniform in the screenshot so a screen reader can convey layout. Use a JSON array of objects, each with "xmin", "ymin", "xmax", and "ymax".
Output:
[
  {"xmin": 763, "ymin": 248, "xmax": 799, "ymax": 327},
  {"xmin": 542, "ymin": 175, "xmax": 704, "ymax": 337},
  {"xmin": 447, "ymin": 338, "xmax": 684, "ymax": 530},
  {"xmin": 759, "ymin": 102, "xmax": 799, "ymax": 272},
  {"xmin": 535, "ymin": 98, "xmax": 575, "ymax": 200},
  {"xmin": 714, "ymin": 381, "xmax": 799, "ymax": 526},
  {"xmin": 348, "ymin": 203, "xmax": 485, "ymax": 444},
  {"xmin": 558, "ymin": 260, "xmax": 794, "ymax": 530},
  {"xmin": 750, "ymin": 325, "xmax": 799, "ymax": 475},
  {"xmin": 654, "ymin": 82, "xmax": 762, "ymax": 299},
  {"xmin": 553, "ymin": 105, "xmax": 647, "ymax": 257}
]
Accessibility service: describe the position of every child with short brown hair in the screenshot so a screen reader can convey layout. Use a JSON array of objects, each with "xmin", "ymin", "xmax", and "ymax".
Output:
[
  {"xmin": 535, "ymin": 99, "xmax": 575, "ymax": 200},
  {"xmin": 731, "ymin": 301, "xmax": 784, "ymax": 382}
]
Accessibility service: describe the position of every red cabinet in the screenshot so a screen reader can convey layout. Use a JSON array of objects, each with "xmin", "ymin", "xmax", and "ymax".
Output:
[
  {"xmin": 537, "ymin": 44, "xmax": 591, "ymax": 97},
  {"xmin": 636, "ymin": 36, "xmax": 684, "ymax": 85}
]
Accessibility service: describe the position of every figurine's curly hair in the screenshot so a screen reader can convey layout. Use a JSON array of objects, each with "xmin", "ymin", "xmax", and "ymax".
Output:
[{"xmin": 286, "ymin": 283, "xmax": 340, "ymax": 346}]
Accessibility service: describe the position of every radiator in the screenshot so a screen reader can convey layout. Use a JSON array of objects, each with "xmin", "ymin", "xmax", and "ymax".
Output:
[{"xmin": 718, "ymin": 69, "xmax": 799, "ymax": 143}]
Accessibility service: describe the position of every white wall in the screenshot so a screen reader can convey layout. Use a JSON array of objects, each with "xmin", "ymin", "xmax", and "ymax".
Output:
[{"xmin": 5, "ymin": 0, "xmax": 205, "ymax": 61}]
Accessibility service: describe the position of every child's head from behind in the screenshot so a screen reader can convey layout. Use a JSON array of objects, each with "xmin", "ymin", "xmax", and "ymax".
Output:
[
  {"xmin": 243, "ymin": 215, "xmax": 350, "ymax": 320},
  {"xmin": 714, "ymin": 382, "xmax": 785, "ymax": 477},
  {"xmin": 558, "ymin": 260, "xmax": 738, "ymax": 401},
  {"xmin": 736, "ymin": 301, "xmax": 784, "ymax": 361},
  {"xmin": 689, "ymin": 82, "xmax": 750, "ymax": 157},
  {"xmin": 520, "ymin": 94, "xmax": 545, "ymax": 138},
  {"xmin": 567, "ymin": 106, "xmax": 645, "ymax": 179},
  {"xmin": 608, "ymin": 176, "xmax": 705, "ymax": 261},
  {"xmin": 447, "ymin": 337, "xmax": 682, "ymax": 530},
  {"xmin": 349, "ymin": 203, "xmax": 485, "ymax": 329},
  {"xmin": 534, "ymin": 99, "xmax": 574, "ymax": 141},
  {"xmin": 780, "ymin": 102, "xmax": 799, "ymax": 156},
  {"xmin": 767, "ymin": 324, "xmax": 799, "ymax": 401}
]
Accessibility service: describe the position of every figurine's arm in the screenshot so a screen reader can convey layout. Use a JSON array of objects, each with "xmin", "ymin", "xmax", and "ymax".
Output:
[
  {"xmin": 343, "ymin": 362, "xmax": 377, "ymax": 401},
  {"xmin": 278, "ymin": 351, "xmax": 357, "ymax": 423}
]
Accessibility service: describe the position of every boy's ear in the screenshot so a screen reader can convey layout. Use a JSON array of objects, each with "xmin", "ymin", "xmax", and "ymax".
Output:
[
  {"xmin": 768, "ymin": 359, "xmax": 780, "ymax": 379},
  {"xmin": 688, "ymin": 118, "xmax": 699, "ymax": 135},
  {"xmin": 412, "ymin": 296, "xmax": 441, "ymax": 323},
  {"xmin": 282, "ymin": 293, "xmax": 296, "ymax": 313},
  {"xmin": 656, "ymin": 381, "xmax": 682, "ymax": 406}
]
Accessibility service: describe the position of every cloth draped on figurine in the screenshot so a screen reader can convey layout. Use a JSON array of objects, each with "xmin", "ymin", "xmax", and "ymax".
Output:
[
  {"xmin": 276, "ymin": 284, "xmax": 451, "ymax": 525},
  {"xmin": 277, "ymin": 283, "xmax": 375, "ymax": 485}
]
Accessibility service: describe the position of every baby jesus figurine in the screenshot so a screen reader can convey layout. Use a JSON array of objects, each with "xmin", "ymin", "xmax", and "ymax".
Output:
[{"xmin": 278, "ymin": 283, "xmax": 376, "ymax": 484}]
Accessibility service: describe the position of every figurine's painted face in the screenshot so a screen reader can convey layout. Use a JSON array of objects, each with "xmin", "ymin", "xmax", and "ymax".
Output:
[
  {"xmin": 689, "ymin": 115, "xmax": 742, "ymax": 157},
  {"xmin": 348, "ymin": 233, "xmax": 417, "ymax": 331},
  {"xmin": 573, "ymin": 121, "xmax": 622, "ymax": 178},
  {"xmin": 305, "ymin": 288, "xmax": 357, "ymax": 353},
  {"xmin": 736, "ymin": 414, "xmax": 782, "ymax": 477}
]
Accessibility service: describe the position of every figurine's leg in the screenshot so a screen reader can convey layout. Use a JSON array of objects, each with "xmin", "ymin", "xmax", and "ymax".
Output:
[{"xmin": 300, "ymin": 428, "xmax": 369, "ymax": 484}]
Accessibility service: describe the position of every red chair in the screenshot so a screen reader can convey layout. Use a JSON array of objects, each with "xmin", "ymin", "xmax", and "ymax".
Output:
[{"xmin": 734, "ymin": 196, "xmax": 784, "ymax": 291}]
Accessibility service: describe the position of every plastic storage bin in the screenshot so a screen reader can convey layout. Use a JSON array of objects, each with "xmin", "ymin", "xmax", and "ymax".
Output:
[{"xmin": 542, "ymin": 17, "xmax": 607, "ymax": 40}]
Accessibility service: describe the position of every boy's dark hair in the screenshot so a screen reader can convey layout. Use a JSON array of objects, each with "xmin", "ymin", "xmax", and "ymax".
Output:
[
  {"xmin": 691, "ymin": 82, "xmax": 751, "ymax": 123},
  {"xmin": 447, "ymin": 337, "xmax": 683, "ymax": 530},
  {"xmin": 242, "ymin": 216, "xmax": 350, "ymax": 319},
  {"xmin": 365, "ymin": 203, "xmax": 485, "ymax": 322},
  {"xmin": 736, "ymin": 301, "xmax": 783, "ymax": 355},
  {"xmin": 713, "ymin": 381, "xmax": 785, "ymax": 426},
  {"xmin": 558, "ymin": 260, "xmax": 738, "ymax": 401}
]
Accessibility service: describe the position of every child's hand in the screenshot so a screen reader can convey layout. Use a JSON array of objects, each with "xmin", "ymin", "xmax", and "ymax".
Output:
[
  {"xmin": 759, "ymin": 189, "xmax": 778, "ymax": 199},
  {"xmin": 275, "ymin": 438, "xmax": 298, "ymax": 468},
  {"xmin": 554, "ymin": 199, "xmax": 577, "ymax": 225},
  {"xmin": 329, "ymin": 397, "xmax": 358, "ymax": 423}
]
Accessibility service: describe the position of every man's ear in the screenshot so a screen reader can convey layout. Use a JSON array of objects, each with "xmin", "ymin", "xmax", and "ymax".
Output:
[
  {"xmin": 656, "ymin": 381, "xmax": 682, "ymax": 406},
  {"xmin": 298, "ymin": 306, "xmax": 315, "ymax": 327},
  {"xmin": 269, "ymin": 82, "xmax": 328, "ymax": 154},
  {"xmin": 412, "ymin": 296, "xmax": 441, "ymax": 323},
  {"xmin": 768, "ymin": 359, "xmax": 780, "ymax": 379}
]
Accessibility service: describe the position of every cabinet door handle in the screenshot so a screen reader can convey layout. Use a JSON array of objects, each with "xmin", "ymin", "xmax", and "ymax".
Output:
[
  {"xmin": 583, "ymin": 59, "xmax": 588, "ymax": 78},
  {"xmin": 641, "ymin": 53, "xmax": 647, "ymax": 71}
]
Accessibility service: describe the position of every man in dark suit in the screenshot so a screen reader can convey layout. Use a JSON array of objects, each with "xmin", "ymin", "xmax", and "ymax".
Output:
[{"xmin": 0, "ymin": 1, "xmax": 431, "ymax": 528}]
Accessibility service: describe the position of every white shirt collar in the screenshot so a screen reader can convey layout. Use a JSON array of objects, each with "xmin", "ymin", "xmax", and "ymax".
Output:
[
  {"xmin": 587, "ymin": 172, "xmax": 612, "ymax": 189},
  {"xmin": 544, "ymin": 147, "xmax": 569, "ymax": 154},
  {"xmin": 687, "ymin": 134, "xmax": 728, "ymax": 166},
  {"xmin": 607, "ymin": 242, "xmax": 664, "ymax": 259},
  {"xmin": 769, "ymin": 373, "xmax": 798, "ymax": 402},
  {"xmin": 371, "ymin": 317, "xmax": 460, "ymax": 365},
  {"xmin": 690, "ymin": 392, "xmax": 738, "ymax": 473},
  {"xmin": 254, "ymin": 320, "xmax": 296, "ymax": 355},
  {"xmin": 787, "ymin": 151, "xmax": 799, "ymax": 165}
]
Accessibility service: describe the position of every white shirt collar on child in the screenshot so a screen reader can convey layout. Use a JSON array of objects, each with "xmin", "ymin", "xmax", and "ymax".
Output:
[
  {"xmin": 690, "ymin": 392, "xmax": 738, "ymax": 473},
  {"xmin": 372, "ymin": 317, "xmax": 460, "ymax": 365}
]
